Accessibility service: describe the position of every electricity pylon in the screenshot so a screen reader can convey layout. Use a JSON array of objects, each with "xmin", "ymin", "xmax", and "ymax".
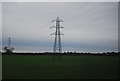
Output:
[
  {"xmin": 3, "ymin": 37, "xmax": 14, "ymax": 53},
  {"xmin": 50, "ymin": 17, "xmax": 64, "ymax": 53}
]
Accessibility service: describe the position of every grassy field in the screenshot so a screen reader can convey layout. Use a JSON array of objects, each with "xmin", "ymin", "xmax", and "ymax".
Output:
[{"xmin": 2, "ymin": 55, "xmax": 120, "ymax": 79}]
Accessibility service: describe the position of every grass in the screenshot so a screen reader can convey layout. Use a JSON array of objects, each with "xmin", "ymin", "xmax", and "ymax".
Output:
[{"xmin": 2, "ymin": 55, "xmax": 120, "ymax": 79}]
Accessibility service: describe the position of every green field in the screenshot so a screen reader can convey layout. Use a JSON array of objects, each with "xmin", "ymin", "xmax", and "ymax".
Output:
[{"xmin": 2, "ymin": 55, "xmax": 120, "ymax": 79}]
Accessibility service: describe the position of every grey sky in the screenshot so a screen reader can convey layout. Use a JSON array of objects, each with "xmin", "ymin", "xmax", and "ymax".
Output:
[
  {"xmin": 2, "ymin": 2, "xmax": 118, "ymax": 52},
  {"xmin": 0, "ymin": 1, "xmax": 2, "ymax": 80}
]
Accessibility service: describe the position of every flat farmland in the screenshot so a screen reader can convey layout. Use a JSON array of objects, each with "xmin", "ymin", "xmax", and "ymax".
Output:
[{"xmin": 2, "ymin": 55, "xmax": 120, "ymax": 79}]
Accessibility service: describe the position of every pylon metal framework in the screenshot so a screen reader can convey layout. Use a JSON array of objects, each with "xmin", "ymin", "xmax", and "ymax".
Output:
[
  {"xmin": 3, "ymin": 37, "xmax": 14, "ymax": 53},
  {"xmin": 50, "ymin": 17, "xmax": 64, "ymax": 53},
  {"xmin": 8, "ymin": 37, "xmax": 11, "ymax": 49},
  {"xmin": 7, "ymin": 37, "xmax": 14, "ymax": 51}
]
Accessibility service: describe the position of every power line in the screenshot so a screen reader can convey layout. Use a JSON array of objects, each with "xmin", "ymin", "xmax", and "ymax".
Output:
[
  {"xmin": 39, "ymin": 3, "xmax": 112, "ymax": 32},
  {"xmin": 60, "ymin": 3, "xmax": 90, "ymax": 19},
  {"xmin": 64, "ymin": 2, "xmax": 110, "ymax": 22},
  {"xmin": 67, "ymin": 10, "xmax": 117, "ymax": 31}
]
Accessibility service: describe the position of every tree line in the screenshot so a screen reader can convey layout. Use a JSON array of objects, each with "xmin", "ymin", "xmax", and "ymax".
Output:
[{"xmin": 2, "ymin": 52, "xmax": 119, "ymax": 56}]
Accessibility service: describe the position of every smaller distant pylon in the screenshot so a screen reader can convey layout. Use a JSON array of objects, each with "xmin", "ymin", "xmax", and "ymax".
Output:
[{"xmin": 3, "ymin": 37, "xmax": 14, "ymax": 54}]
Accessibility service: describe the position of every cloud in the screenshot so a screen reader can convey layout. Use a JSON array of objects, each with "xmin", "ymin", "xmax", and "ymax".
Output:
[{"xmin": 2, "ymin": 2, "xmax": 118, "ymax": 52}]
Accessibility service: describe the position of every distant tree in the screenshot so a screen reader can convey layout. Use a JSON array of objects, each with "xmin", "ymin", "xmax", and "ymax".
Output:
[{"xmin": 3, "ymin": 46, "xmax": 14, "ymax": 54}]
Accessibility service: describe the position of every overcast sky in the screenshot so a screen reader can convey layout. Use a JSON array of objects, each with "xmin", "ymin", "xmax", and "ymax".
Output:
[{"xmin": 2, "ymin": 2, "xmax": 118, "ymax": 53}]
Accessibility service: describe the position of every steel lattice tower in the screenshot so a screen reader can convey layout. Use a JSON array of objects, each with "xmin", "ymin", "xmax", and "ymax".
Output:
[
  {"xmin": 8, "ymin": 37, "xmax": 11, "ymax": 49},
  {"xmin": 3, "ymin": 37, "xmax": 14, "ymax": 53},
  {"xmin": 50, "ymin": 17, "xmax": 64, "ymax": 53}
]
